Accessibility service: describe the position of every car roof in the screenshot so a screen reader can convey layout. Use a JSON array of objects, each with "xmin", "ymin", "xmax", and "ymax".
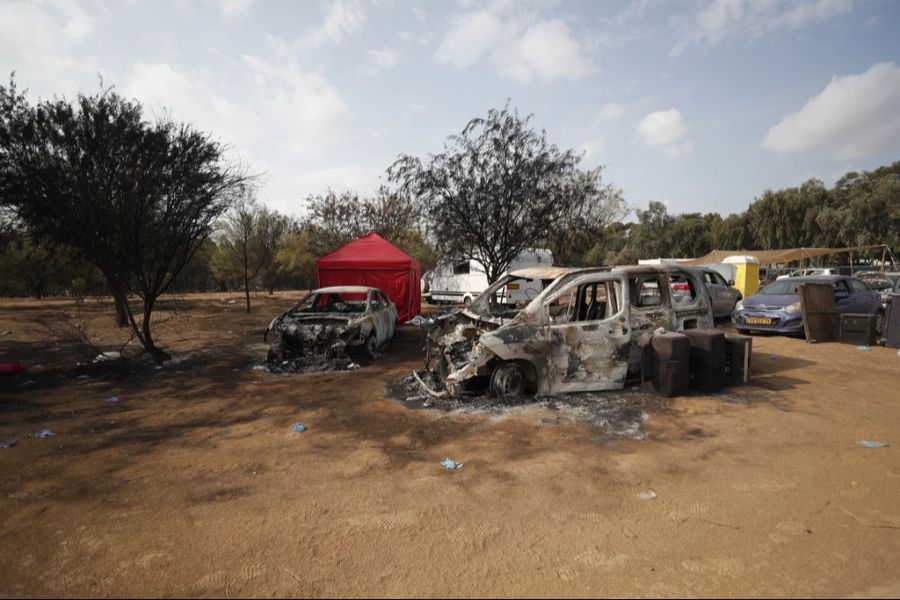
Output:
[{"xmin": 311, "ymin": 286, "xmax": 379, "ymax": 294}]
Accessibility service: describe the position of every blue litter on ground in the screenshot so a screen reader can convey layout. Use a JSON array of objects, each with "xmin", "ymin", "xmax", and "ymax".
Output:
[
  {"xmin": 767, "ymin": 354, "xmax": 779, "ymax": 360},
  {"xmin": 0, "ymin": 439, "xmax": 17, "ymax": 449},
  {"xmin": 857, "ymin": 440, "xmax": 889, "ymax": 448},
  {"xmin": 34, "ymin": 428, "xmax": 55, "ymax": 439},
  {"xmin": 441, "ymin": 458, "xmax": 463, "ymax": 470},
  {"xmin": 291, "ymin": 423, "xmax": 306, "ymax": 433},
  {"xmin": 76, "ymin": 374, "xmax": 90, "ymax": 380},
  {"xmin": 104, "ymin": 396, "xmax": 120, "ymax": 403},
  {"xmin": 857, "ymin": 345, "xmax": 870, "ymax": 352},
  {"xmin": 19, "ymin": 379, "xmax": 37, "ymax": 387}
]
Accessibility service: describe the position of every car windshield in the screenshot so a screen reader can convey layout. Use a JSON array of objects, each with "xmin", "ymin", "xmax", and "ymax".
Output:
[
  {"xmin": 293, "ymin": 291, "xmax": 367, "ymax": 314},
  {"xmin": 468, "ymin": 273, "xmax": 549, "ymax": 319},
  {"xmin": 859, "ymin": 275, "xmax": 892, "ymax": 290},
  {"xmin": 759, "ymin": 280, "xmax": 800, "ymax": 295}
]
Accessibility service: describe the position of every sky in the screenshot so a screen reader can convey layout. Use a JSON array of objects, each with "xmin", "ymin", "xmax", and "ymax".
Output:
[{"xmin": 2, "ymin": 0, "xmax": 900, "ymax": 219}]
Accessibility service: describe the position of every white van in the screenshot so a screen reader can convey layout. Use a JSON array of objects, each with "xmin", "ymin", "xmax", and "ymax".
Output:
[{"xmin": 429, "ymin": 249, "xmax": 553, "ymax": 306}]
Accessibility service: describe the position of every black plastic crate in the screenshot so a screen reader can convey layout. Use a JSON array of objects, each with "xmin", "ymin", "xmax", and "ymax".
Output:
[
  {"xmin": 839, "ymin": 313, "xmax": 877, "ymax": 346},
  {"xmin": 683, "ymin": 329, "xmax": 726, "ymax": 393},
  {"xmin": 640, "ymin": 332, "xmax": 690, "ymax": 397},
  {"xmin": 723, "ymin": 334, "xmax": 752, "ymax": 385}
]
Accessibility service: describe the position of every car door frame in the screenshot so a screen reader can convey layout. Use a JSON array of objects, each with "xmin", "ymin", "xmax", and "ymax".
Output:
[{"xmin": 539, "ymin": 272, "xmax": 632, "ymax": 394}]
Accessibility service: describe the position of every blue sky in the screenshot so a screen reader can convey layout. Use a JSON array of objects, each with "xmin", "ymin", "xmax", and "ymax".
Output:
[{"xmin": 2, "ymin": 0, "xmax": 899, "ymax": 219}]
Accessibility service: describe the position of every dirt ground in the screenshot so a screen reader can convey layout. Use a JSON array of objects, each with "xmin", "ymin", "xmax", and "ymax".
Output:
[{"xmin": 1, "ymin": 291, "xmax": 899, "ymax": 598}]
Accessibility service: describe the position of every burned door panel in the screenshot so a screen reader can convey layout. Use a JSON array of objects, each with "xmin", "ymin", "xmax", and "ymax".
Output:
[{"xmin": 541, "ymin": 274, "xmax": 631, "ymax": 393}]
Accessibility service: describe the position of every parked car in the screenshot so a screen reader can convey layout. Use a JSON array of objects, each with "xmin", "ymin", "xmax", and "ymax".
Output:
[
  {"xmin": 776, "ymin": 268, "xmax": 839, "ymax": 280},
  {"xmin": 732, "ymin": 275, "xmax": 882, "ymax": 336},
  {"xmin": 857, "ymin": 272, "xmax": 898, "ymax": 307},
  {"xmin": 264, "ymin": 286, "xmax": 398, "ymax": 366},
  {"xmin": 416, "ymin": 265, "xmax": 714, "ymax": 400},
  {"xmin": 672, "ymin": 268, "xmax": 742, "ymax": 318}
]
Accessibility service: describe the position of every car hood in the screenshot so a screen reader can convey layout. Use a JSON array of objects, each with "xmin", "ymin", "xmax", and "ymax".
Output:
[{"xmin": 742, "ymin": 293, "xmax": 797, "ymax": 310}]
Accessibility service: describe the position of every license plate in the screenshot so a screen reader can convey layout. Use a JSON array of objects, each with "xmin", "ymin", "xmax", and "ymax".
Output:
[
  {"xmin": 506, "ymin": 283, "xmax": 520, "ymax": 290},
  {"xmin": 746, "ymin": 316, "xmax": 774, "ymax": 325}
]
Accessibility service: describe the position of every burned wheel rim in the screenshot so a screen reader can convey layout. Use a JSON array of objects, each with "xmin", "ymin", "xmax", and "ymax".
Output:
[
  {"xmin": 490, "ymin": 363, "xmax": 525, "ymax": 400},
  {"xmin": 365, "ymin": 334, "xmax": 377, "ymax": 359}
]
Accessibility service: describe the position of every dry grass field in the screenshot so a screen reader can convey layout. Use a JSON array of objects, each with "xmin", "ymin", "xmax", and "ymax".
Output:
[{"xmin": 1, "ymin": 292, "xmax": 899, "ymax": 597}]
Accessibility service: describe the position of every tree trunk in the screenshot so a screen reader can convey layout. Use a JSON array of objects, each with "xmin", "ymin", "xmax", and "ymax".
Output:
[
  {"xmin": 244, "ymin": 272, "xmax": 251, "ymax": 313},
  {"xmin": 140, "ymin": 297, "xmax": 170, "ymax": 364},
  {"xmin": 111, "ymin": 284, "xmax": 129, "ymax": 327}
]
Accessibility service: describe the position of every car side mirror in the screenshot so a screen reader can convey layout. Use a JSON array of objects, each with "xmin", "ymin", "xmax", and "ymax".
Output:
[{"xmin": 727, "ymin": 279, "xmax": 734, "ymax": 286}]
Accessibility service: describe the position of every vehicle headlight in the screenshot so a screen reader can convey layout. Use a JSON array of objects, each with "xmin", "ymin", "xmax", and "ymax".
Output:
[
  {"xmin": 734, "ymin": 300, "xmax": 744, "ymax": 311},
  {"xmin": 784, "ymin": 301, "xmax": 802, "ymax": 313}
]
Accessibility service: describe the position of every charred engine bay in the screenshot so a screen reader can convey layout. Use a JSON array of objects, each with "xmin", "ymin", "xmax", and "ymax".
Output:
[{"xmin": 266, "ymin": 318, "xmax": 362, "ymax": 374}]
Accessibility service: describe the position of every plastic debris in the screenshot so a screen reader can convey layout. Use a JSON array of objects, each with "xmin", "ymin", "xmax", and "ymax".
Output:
[
  {"xmin": 857, "ymin": 440, "xmax": 889, "ymax": 448},
  {"xmin": 857, "ymin": 345, "xmax": 871, "ymax": 352},
  {"xmin": 93, "ymin": 351, "xmax": 122, "ymax": 363},
  {"xmin": 767, "ymin": 354, "xmax": 779, "ymax": 360},
  {"xmin": 441, "ymin": 457, "xmax": 464, "ymax": 470},
  {"xmin": 19, "ymin": 379, "xmax": 37, "ymax": 387},
  {"xmin": 252, "ymin": 365, "xmax": 268, "ymax": 372},
  {"xmin": 347, "ymin": 362, "xmax": 360, "ymax": 370},
  {"xmin": 232, "ymin": 368, "xmax": 240, "ymax": 373},
  {"xmin": 291, "ymin": 422, "xmax": 306, "ymax": 433},
  {"xmin": 638, "ymin": 491, "xmax": 657, "ymax": 500},
  {"xmin": 403, "ymin": 374, "xmax": 416, "ymax": 384},
  {"xmin": 76, "ymin": 374, "xmax": 90, "ymax": 380},
  {"xmin": 0, "ymin": 330, "xmax": 11, "ymax": 336},
  {"xmin": 34, "ymin": 428, "xmax": 56, "ymax": 439},
  {"xmin": 0, "ymin": 439, "xmax": 17, "ymax": 449},
  {"xmin": 104, "ymin": 395, "xmax": 120, "ymax": 403}
]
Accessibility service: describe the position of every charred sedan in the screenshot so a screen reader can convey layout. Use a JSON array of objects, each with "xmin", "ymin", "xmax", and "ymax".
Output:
[
  {"xmin": 265, "ymin": 286, "xmax": 398, "ymax": 371},
  {"xmin": 416, "ymin": 265, "xmax": 714, "ymax": 400}
]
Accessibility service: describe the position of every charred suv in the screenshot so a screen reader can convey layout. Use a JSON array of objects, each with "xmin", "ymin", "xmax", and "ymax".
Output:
[
  {"xmin": 416, "ymin": 266, "xmax": 714, "ymax": 400},
  {"xmin": 265, "ymin": 286, "xmax": 397, "ymax": 370}
]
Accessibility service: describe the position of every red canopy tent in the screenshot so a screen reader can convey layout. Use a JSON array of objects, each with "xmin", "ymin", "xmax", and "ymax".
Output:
[{"xmin": 315, "ymin": 232, "xmax": 421, "ymax": 322}]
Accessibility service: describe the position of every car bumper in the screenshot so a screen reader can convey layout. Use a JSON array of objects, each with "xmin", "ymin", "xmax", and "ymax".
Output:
[{"xmin": 732, "ymin": 310, "xmax": 805, "ymax": 335}]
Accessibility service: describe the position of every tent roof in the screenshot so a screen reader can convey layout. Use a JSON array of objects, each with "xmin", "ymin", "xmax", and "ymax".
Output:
[
  {"xmin": 684, "ymin": 245, "xmax": 889, "ymax": 265},
  {"xmin": 316, "ymin": 232, "xmax": 419, "ymax": 270}
]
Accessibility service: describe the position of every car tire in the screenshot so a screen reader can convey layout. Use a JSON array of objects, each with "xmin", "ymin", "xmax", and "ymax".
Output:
[
  {"xmin": 463, "ymin": 296, "xmax": 472, "ymax": 307},
  {"xmin": 490, "ymin": 362, "xmax": 526, "ymax": 402},
  {"xmin": 876, "ymin": 309, "xmax": 885, "ymax": 336},
  {"xmin": 365, "ymin": 333, "xmax": 378, "ymax": 360}
]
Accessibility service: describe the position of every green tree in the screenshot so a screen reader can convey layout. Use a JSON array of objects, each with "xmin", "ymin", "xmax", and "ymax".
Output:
[{"xmin": 0, "ymin": 78, "xmax": 249, "ymax": 362}]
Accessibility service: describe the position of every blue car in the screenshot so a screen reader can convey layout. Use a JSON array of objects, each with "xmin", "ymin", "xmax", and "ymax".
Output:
[{"xmin": 732, "ymin": 275, "xmax": 883, "ymax": 336}]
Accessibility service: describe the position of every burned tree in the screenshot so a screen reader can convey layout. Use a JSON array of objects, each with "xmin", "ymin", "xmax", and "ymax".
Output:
[
  {"xmin": 389, "ymin": 104, "xmax": 624, "ymax": 286},
  {"xmin": 0, "ymin": 77, "xmax": 249, "ymax": 362}
]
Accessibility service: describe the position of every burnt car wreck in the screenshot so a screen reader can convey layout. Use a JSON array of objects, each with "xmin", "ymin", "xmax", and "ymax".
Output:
[
  {"xmin": 264, "ymin": 286, "xmax": 398, "ymax": 372},
  {"xmin": 415, "ymin": 265, "xmax": 715, "ymax": 400}
]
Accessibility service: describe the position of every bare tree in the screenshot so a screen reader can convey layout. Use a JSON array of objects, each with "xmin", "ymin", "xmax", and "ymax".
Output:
[
  {"xmin": 213, "ymin": 196, "xmax": 264, "ymax": 312},
  {"xmin": 389, "ymin": 104, "xmax": 625, "ymax": 285}
]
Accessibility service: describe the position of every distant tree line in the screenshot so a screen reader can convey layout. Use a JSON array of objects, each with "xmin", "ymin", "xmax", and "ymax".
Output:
[{"xmin": 2, "ymin": 73, "xmax": 899, "ymax": 358}]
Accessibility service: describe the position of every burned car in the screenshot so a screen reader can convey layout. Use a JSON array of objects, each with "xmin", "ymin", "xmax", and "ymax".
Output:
[
  {"xmin": 415, "ymin": 265, "xmax": 714, "ymax": 400},
  {"xmin": 265, "ymin": 286, "xmax": 397, "ymax": 370}
]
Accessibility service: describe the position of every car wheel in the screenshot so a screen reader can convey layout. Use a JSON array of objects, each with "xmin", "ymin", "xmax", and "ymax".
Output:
[
  {"xmin": 463, "ymin": 296, "xmax": 472, "ymax": 307},
  {"xmin": 365, "ymin": 333, "xmax": 378, "ymax": 360},
  {"xmin": 490, "ymin": 362, "xmax": 526, "ymax": 401}
]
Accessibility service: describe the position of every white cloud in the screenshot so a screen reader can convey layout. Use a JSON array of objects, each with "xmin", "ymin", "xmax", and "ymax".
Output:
[
  {"xmin": 580, "ymin": 139, "xmax": 605, "ymax": 162},
  {"xmin": 436, "ymin": 9, "xmax": 593, "ymax": 84},
  {"xmin": 636, "ymin": 108, "xmax": 693, "ymax": 158},
  {"xmin": 763, "ymin": 61, "xmax": 900, "ymax": 160},
  {"xmin": 435, "ymin": 10, "xmax": 508, "ymax": 69},
  {"xmin": 492, "ymin": 20, "xmax": 593, "ymax": 84},
  {"xmin": 592, "ymin": 102, "xmax": 626, "ymax": 125},
  {"xmin": 361, "ymin": 48, "xmax": 403, "ymax": 76},
  {"xmin": 218, "ymin": 0, "xmax": 257, "ymax": 18},
  {"xmin": 299, "ymin": 0, "xmax": 366, "ymax": 49},
  {"xmin": 0, "ymin": 0, "xmax": 100, "ymax": 98},
  {"xmin": 672, "ymin": 0, "xmax": 853, "ymax": 55}
]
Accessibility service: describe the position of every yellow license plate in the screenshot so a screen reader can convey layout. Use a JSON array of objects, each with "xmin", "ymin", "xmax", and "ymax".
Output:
[
  {"xmin": 506, "ymin": 283, "xmax": 520, "ymax": 290},
  {"xmin": 747, "ymin": 317, "xmax": 774, "ymax": 325}
]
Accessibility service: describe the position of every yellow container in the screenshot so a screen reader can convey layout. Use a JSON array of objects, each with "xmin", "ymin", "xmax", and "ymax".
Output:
[{"xmin": 723, "ymin": 255, "xmax": 760, "ymax": 297}]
